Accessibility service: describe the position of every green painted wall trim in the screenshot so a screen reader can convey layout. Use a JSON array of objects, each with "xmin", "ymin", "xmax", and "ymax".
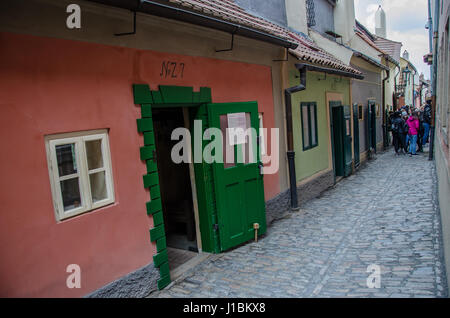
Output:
[
  {"xmin": 159, "ymin": 262, "xmax": 170, "ymax": 278},
  {"xmin": 143, "ymin": 173, "xmax": 159, "ymax": 188},
  {"xmin": 141, "ymin": 104, "xmax": 153, "ymax": 118},
  {"xmin": 150, "ymin": 224, "xmax": 165, "ymax": 242},
  {"xmin": 137, "ymin": 118, "xmax": 154, "ymax": 133},
  {"xmin": 133, "ymin": 84, "xmax": 153, "ymax": 104},
  {"xmin": 152, "ymin": 211, "xmax": 164, "ymax": 227},
  {"xmin": 144, "ymin": 132, "xmax": 155, "ymax": 146},
  {"xmin": 133, "ymin": 84, "xmax": 213, "ymax": 290},
  {"xmin": 157, "ymin": 274, "xmax": 171, "ymax": 290},
  {"xmin": 156, "ymin": 237, "xmax": 167, "ymax": 253},
  {"xmin": 153, "ymin": 249, "xmax": 168, "ymax": 267},
  {"xmin": 140, "ymin": 145, "xmax": 156, "ymax": 161},
  {"xmin": 146, "ymin": 198, "xmax": 162, "ymax": 215}
]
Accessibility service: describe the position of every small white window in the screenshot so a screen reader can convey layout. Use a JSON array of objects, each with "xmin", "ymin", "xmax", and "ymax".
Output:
[{"xmin": 45, "ymin": 130, "xmax": 115, "ymax": 221}]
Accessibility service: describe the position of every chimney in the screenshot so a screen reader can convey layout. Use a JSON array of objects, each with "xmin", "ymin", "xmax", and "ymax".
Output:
[{"xmin": 375, "ymin": 5, "xmax": 387, "ymax": 38}]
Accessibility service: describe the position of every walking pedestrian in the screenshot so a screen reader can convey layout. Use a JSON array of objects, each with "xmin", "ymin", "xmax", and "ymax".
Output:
[
  {"xmin": 388, "ymin": 111, "xmax": 395, "ymax": 146},
  {"xmin": 423, "ymin": 99, "xmax": 432, "ymax": 145},
  {"xmin": 406, "ymin": 112, "xmax": 420, "ymax": 156},
  {"xmin": 418, "ymin": 111, "xmax": 424, "ymax": 153},
  {"xmin": 391, "ymin": 111, "xmax": 405, "ymax": 155},
  {"xmin": 401, "ymin": 112, "xmax": 409, "ymax": 153}
]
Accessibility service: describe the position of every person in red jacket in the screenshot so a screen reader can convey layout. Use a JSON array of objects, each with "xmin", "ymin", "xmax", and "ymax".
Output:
[{"xmin": 406, "ymin": 112, "xmax": 420, "ymax": 156}]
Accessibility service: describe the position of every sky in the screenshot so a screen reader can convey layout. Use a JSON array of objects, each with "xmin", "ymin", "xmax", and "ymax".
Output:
[{"xmin": 354, "ymin": 0, "xmax": 431, "ymax": 80}]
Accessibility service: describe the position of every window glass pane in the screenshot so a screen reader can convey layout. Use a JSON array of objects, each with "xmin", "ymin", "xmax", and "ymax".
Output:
[
  {"xmin": 310, "ymin": 106, "xmax": 317, "ymax": 146},
  {"xmin": 302, "ymin": 105, "xmax": 310, "ymax": 148},
  {"xmin": 56, "ymin": 144, "xmax": 77, "ymax": 176},
  {"xmin": 241, "ymin": 112, "xmax": 255, "ymax": 164},
  {"xmin": 86, "ymin": 139, "xmax": 104, "ymax": 170},
  {"xmin": 220, "ymin": 114, "xmax": 235, "ymax": 168},
  {"xmin": 90, "ymin": 171, "xmax": 108, "ymax": 203},
  {"xmin": 60, "ymin": 177, "xmax": 82, "ymax": 211}
]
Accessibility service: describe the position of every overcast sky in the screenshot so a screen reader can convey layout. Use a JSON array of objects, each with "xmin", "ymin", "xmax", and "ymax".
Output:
[{"xmin": 354, "ymin": 0, "xmax": 431, "ymax": 80}]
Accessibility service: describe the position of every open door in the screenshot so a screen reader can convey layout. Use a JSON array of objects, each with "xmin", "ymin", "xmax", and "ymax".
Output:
[{"xmin": 207, "ymin": 102, "xmax": 266, "ymax": 252}]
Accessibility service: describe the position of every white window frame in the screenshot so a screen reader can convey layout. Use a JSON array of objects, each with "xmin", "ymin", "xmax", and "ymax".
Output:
[{"xmin": 45, "ymin": 129, "xmax": 115, "ymax": 221}]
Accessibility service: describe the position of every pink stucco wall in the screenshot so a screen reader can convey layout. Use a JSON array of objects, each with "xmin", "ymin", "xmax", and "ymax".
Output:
[{"xmin": 0, "ymin": 32, "xmax": 279, "ymax": 297}]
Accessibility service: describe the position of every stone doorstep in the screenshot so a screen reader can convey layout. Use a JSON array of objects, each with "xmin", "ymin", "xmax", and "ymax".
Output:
[{"xmin": 148, "ymin": 252, "xmax": 215, "ymax": 298}]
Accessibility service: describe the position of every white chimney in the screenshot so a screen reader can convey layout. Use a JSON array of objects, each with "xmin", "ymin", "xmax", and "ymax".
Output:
[
  {"xmin": 375, "ymin": 5, "xmax": 386, "ymax": 38},
  {"xmin": 403, "ymin": 50, "xmax": 410, "ymax": 60}
]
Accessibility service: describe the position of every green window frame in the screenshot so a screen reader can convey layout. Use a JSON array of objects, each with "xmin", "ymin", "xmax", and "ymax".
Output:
[{"xmin": 300, "ymin": 102, "xmax": 318, "ymax": 151}]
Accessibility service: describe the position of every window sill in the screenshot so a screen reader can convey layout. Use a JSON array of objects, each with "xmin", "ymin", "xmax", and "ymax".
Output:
[{"xmin": 57, "ymin": 201, "xmax": 116, "ymax": 223}]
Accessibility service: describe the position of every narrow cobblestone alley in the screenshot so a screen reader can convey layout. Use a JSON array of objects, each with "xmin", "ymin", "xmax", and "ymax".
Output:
[{"xmin": 150, "ymin": 150, "xmax": 448, "ymax": 298}]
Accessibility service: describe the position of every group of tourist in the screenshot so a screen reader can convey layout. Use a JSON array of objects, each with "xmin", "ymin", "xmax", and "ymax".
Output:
[{"xmin": 388, "ymin": 100, "xmax": 432, "ymax": 156}]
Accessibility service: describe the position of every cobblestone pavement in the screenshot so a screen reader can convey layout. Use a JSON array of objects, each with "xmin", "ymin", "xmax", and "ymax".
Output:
[{"xmin": 150, "ymin": 149, "xmax": 448, "ymax": 298}]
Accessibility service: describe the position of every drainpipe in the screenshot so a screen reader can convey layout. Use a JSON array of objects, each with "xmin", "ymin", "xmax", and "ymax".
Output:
[
  {"xmin": 285, "ymin": 65, "xmax": 307, "ymax": 211},
  {"xmin": 429, "ymin": 0, "xmax": 440, "ymax": 161},
  {"xmin": 394, "ymin": 64, "xmax": 401, "ymax": 110},
  {"xmin": 381, "ymin": 57, "xmax": 390, "ymax": 149}
]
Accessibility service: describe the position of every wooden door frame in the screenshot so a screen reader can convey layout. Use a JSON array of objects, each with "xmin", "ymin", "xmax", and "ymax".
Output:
[
  {"xmin": 326, "ymin": 92, "xmax": 344, "ymax": 184},
  {"xmin": 133, "ymin": 84, "xmax": 212, "ymax": 290}
]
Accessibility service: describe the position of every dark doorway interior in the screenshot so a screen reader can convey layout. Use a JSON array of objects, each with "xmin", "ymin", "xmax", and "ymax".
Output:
[
  {"xmin": 152, "ymin": 107, "xmax": 198, "ymax": 269},
  {"xmin": 331, "ymin": 105, "xmax": 345, "ymax": 177}
]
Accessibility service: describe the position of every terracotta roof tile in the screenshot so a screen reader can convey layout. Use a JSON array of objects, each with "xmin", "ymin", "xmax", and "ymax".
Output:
[{"xmin": 158, "ymin": 0, "xmax": 361, "ymax": 75}]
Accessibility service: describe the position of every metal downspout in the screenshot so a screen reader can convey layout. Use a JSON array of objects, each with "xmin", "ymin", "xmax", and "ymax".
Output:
[
  {"xmin": 382, "ymin": 58, "xmax": 390, "ymax": 149},
  {"xmin": 429, "ymin": 0, "xmax": 440, "ymax": 161},
  {"xmin": 394, "ymin": 64, "xmax": 401, "ymax": 110},
  {"xmin": 285, "ymin": 65, "xmax": 307, "ymax": 211}
]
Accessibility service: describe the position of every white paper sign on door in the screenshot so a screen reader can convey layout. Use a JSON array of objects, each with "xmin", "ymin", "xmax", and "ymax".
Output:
[{"xmin": 227, "ymin": 112, "xmax": 247, "ymax": 145}]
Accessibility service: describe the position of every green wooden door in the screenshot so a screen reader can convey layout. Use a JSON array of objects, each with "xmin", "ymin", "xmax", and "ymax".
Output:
[
  {"xmin": 352, "ymin": 104, "xmax": 360, "ymax": 168},
  {"xmin": 207, "ymin": 102, "xmax": 266, "ymax": 252},
  {"xmin": 343, "ymin": 105, "xmax": 353, "ymax": 177}
]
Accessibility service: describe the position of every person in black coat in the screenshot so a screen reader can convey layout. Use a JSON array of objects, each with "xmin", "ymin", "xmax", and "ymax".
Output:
[
  {"xmin": 391, "ymin": 111, "xmax": 406, "ymax": 155},
  {"xmin": 401, "ymin": 113, "xmax": 409, "ymax": 154},
  {"xmin": 417, "ymin": 111, "xmax": 425, "ymax": 152},
  {"xmin": 423, "ymin": 100, "xmax": 432, "ymax": 145}
]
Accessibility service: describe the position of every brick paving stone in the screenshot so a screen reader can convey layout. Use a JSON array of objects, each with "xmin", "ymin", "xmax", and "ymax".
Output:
[{"xmin": 149, "ymin": 150, "xmax": 448, "ymax": 298}]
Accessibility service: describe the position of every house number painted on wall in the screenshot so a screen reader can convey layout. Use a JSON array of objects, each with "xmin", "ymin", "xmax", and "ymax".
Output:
[{"xmin": 160, "ymin": 61, "xmax": 185, "ymax": 79}]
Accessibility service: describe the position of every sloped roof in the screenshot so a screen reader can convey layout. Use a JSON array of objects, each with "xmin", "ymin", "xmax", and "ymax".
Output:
[
  {"xmin": 374, "ymin": 36, "xmax": 402, "ymax": 63},
  {"xmin": 164, "ymin": 0, "xmax": 361, "ymax": 75},
  {"xmin": 355, "ymin": 20, "xmax": 387, "ymax": 55},
  {"xmin": 355, "ymin": 20, "xmax": 402, "ymax": 65},
  {"xmin": 288, "ymin": 32, "xmax": 361, "ymax": 74},
  {"xmin": 166, "ymin": 0, "xmax": 289, "ymax": 40}
]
